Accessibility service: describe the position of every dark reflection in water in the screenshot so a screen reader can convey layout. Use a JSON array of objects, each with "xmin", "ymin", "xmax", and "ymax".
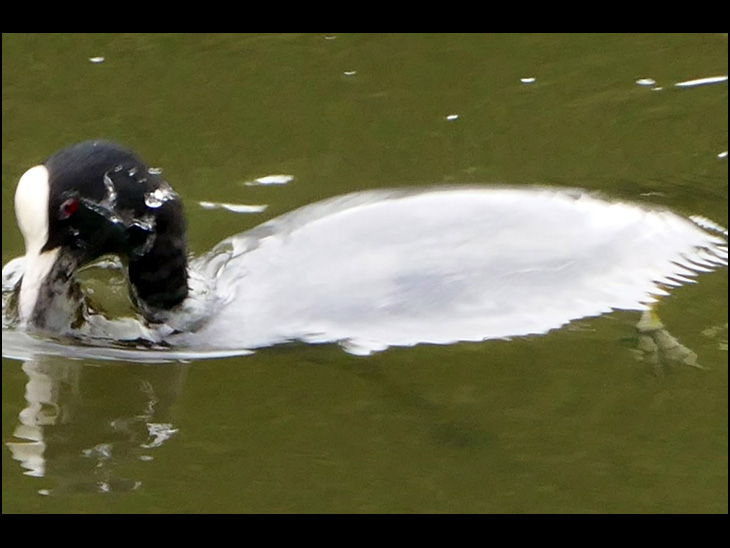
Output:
[
  {"xmin": 6, "ymin": 357, "xmax": 187, "ymax": 494},
  {"xmin": 4, "ymin": 309, "xmax": 702, "ymax": 495}
]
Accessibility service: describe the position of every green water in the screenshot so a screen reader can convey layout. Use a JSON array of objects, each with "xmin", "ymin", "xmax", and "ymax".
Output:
[{"xmin": 2, "ymin": 33, "xmax": 727, "ymax": 513}]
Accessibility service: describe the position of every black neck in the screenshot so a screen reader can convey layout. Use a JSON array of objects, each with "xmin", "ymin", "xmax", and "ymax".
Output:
[{"xmin": 127, "ymin": 199, "xmax": 189, "ymax": 319}]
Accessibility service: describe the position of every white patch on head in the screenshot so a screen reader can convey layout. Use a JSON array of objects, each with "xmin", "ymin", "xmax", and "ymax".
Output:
[
  {"xmin": 14, "ymin": 164, "xmax": 54, "ymax": 322},
  {"xmin": 15, "ymin": 165, "xmax": 51, "ymax": 255}
]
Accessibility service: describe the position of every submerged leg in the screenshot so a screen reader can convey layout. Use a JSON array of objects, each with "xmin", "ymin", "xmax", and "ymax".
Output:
[{"xmin": 635, "ymin": 309, "xmax": 702, "ymax": 375}]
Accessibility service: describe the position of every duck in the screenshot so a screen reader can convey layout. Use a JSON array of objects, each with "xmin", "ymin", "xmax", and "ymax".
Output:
[{"xmin": 3, "ymin": 140, "xmax": 728, "ymax": 358}]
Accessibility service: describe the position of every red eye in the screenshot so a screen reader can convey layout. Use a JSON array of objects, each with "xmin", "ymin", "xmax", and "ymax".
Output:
[{"xmin": 59, "ymin": 198, "xmax": 79, "ymax": 220}]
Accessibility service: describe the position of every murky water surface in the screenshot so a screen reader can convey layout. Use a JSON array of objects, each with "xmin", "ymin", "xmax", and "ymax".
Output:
[{"xmin": 2, "ymin": 33, "xmax": 727, "ymax": 513}]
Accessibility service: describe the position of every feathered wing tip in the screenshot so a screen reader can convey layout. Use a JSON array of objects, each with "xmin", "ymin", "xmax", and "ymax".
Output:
[
  {"xmin": 689, "ymin": 215, "xmax": 729, "ymax": 239},
  {"xmin": 681, "ymin": 216, "xmax": 728, "ymax": 273},
  {"xmin": 648, "ymin": 215, "xmax": 727, "ymax": 293}
]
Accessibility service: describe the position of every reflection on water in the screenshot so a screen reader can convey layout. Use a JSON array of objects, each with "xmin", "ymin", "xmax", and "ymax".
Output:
[
  {"xmin": 3, "ymin": 309, "xmax": 710, "ymax": 493},
  {"xmin": 5, "ymin": 356, "xmax": 186, "ymax": 494}
]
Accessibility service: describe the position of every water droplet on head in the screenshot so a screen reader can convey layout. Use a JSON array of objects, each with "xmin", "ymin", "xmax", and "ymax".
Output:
[
  {"xmin": 128, "ymin": 215, "xmax": 157, "ymax": 256},
  {"xmin": 145, "ymin": 190, "xmax": 164, "ymax": 208},
  {"xmin": 144, "ymin": 186, "xmax": 177, "ymax": 209},
  {"xmin": 132, "ymin": 215, "xmax": 155, "ymax": 233},
  {"xmin": 102, "ymin": 173, "xmax": 118, "ymax": 208}
]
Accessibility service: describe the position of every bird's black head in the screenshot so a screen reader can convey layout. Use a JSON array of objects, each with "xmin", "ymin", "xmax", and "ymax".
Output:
[{"xmin": 15, "ymin": 140, "xmax": 189, "ymax": 329}]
